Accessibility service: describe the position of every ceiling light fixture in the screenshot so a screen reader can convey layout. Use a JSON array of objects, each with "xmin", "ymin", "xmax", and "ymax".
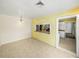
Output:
[{"xmin": 36, "ymin": 0, "xmax": 44, "ymax": 6}]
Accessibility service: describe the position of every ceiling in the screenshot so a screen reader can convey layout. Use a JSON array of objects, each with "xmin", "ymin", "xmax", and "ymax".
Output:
[{"xmin": 0, "ymin": 0, "xmax": 79, "ymax": 19}]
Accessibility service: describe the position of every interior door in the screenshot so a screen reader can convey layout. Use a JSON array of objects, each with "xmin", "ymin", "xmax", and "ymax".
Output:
[{"xmin": 76, "ymin": 15, "xmax": 79, "ymax": 57}]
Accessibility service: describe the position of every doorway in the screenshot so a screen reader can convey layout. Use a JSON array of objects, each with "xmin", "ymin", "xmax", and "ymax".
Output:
[
  {"xmin": 59, "ymin": 17, "xmax": 76, "ymax": 53},
  {"xmin": 56, "ymin": 15, "xmax": 77, "ymax": 55}
]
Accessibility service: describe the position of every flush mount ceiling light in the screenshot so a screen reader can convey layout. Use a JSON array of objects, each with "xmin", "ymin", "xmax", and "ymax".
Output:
[{"xmin": 36, "ymin": 0, "xmax": 44, "ymax": 6}]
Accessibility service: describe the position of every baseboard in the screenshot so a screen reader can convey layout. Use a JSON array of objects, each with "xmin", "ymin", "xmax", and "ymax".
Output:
[{"xmin": 0, "ymin": 37, "xmax": 31, "ymax": 46}]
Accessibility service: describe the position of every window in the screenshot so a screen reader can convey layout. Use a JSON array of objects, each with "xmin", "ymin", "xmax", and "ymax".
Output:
[{"xmin": 36, "ymin": 24, "xmax": 50, "ymax": 34}]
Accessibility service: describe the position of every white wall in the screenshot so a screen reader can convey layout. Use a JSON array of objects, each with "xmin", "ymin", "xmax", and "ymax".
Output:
[{"xmin": 0, "ymin": 14, "xmax": 32, "ymax": 45}]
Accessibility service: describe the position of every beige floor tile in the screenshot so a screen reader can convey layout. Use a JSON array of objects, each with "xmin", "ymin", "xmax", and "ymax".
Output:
[
  {"xmin": 0, "ymin": 38, "xmax": 76, "ymax": 58},
  {"xmin": 59, "ymin": 38, "xmax": 76, "ymax": 53}
]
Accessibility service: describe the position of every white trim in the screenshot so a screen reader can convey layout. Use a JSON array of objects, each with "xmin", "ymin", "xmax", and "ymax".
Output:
[
  {"xmin": 56, "ymin": 14, "xmax": 78, "ymax": 56},
  {"xmin": 57, "ymin": 15, "xmax": 77, "ymax": 20},
  {"xmin": 56, "ymin": 18, "xmax": 59, "ymax": 48},
  {"xmin": 0, "ymin": 37, "xmax": 31, "ymax": 46},
  {"xmin": 76, "ymin": 14, "xmax": 79, "ymax": 57}
]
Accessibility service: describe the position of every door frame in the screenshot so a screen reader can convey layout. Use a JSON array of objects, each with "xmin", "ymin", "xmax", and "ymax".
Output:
[{"xmin": 56, "ymin": 14, "xmax": 79, "ymax": 56}]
